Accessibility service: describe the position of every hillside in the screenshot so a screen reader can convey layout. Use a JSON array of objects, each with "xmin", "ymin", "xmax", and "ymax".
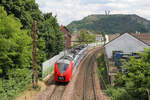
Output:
[{"xmin": 67, "ymin": 14, "xmax": 150, "ymax": 34}]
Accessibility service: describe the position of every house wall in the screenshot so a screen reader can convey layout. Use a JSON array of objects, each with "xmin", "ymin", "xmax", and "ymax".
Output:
[
  {"xmin": 60, "ymin": 26, "xmax": 72, "ymax": 49},
  {"xmin": 64, "ymin": 35, "xmax": 71, "ymax": 49},
  {"xmin": 105, "ymin": 35, "xmax": 109, "ymax": 43},
  {"xmin": 96, "ymin": 34, "xmax": 109, "ymax": 44}
]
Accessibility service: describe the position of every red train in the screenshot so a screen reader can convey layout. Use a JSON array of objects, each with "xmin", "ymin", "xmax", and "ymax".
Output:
[
  {"xmin": 54, "ymin": 55, "xmax": 74, "ymax": 82},
  {"xmin": 54, "ymin": 45, "xmax": 87, "ymax": 82}
]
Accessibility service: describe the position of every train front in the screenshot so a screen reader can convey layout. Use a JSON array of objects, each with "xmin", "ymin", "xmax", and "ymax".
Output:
[{"xmin": 54, "ymin": 58, "xmax": 73, "ymax": 82}]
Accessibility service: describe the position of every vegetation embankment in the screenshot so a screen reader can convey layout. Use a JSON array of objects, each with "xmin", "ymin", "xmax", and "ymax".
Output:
[
  {"xmin": 97, "ymin": 53, "xmax": 109, "ymax": 89},
  {"xmin": 97, "ymin": 48, "xmax": 150, "ymax": 100},
  {"xmin": 0, "ymin": 0, "xmax": 64, "ymax": 99}
]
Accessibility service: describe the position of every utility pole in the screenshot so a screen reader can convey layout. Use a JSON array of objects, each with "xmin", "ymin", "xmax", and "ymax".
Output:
[
  {"xmin": 147, "ymin": 89, "xmax": 150, "ymax": 100},
  {"xmin": 33, "ymin": 20, "xmax": 38, "ymax": 88}
]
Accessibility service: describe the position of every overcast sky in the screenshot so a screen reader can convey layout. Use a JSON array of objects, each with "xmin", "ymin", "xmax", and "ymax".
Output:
[{"xmin": 36, "ymin": 0, "xmax": 150, "ymax": 25}]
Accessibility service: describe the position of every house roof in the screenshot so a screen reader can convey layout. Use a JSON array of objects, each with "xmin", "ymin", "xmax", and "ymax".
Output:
[
  {"xmin": 108, "ymin": 33, "xmax": 120, "ymax": 42},
  {"xmin": 104, "ymin": 33, "xmax": 149, "ymax": 58},
  {"xmin": 132, "ymin": 33, "xmax": 150, "ymax": 46},
  {"xmin": 60, "ymin": 25, "xmax": 72, "ymax": 38}
]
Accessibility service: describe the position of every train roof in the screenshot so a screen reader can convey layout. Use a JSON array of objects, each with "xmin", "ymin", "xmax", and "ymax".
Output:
[
  {"xmin": 58, "ymin": 55, "xmax": 73, "ymax": 64},
  {"xmin": 60, "ymin": 55, "xmax": 73, "ymax": 60},
  {"xmin": 58, "ymin": 44, "xmax": 87, "ymax": 63}
]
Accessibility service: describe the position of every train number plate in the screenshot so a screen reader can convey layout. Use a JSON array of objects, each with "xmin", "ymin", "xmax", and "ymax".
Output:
[{"xmin": 58, "ymin": 77, "xmax": 65, "ymax": 80}]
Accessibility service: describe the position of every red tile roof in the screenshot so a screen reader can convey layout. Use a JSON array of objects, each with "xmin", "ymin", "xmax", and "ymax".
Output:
[{"xmin": 60, "ymin": 25, "xmax": 71, "ymax": 38}]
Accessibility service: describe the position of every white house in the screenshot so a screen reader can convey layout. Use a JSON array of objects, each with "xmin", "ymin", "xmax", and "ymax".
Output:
[
  {"xmin": 104, "ymin": 33, "xmax": 149, "ymax": 59},
  {"xmin": 104, "ymin": 33, "xmax": 149, "ymax": 85},
  {"xmin": 96, "ymin": 34, "xmax": 109, "ymax": 44}
]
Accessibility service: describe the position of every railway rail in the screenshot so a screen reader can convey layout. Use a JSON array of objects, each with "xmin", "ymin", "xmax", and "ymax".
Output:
[
  {"xmin": 83, "ymin": 48, "xmax": 101, "ymax": 100},
  {"xmin": 91, "ymin": 54, "xmax": 97, "ymax": 100},
  {"xmin": 48, "ymin": 82, "xmax": 67, "ymax": 100}
]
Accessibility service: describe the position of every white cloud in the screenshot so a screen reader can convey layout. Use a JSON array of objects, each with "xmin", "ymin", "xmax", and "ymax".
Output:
[
  {"xmin": 37, "ymin": 0, "xmax": 102, "ymax": 25},
  {"xmin": 105, "ymin": 3, "xmax": 129, "ymax": 9},
  {"xmin": 36, "ymin": 0, "xmax": 150, "ymax": 25}
]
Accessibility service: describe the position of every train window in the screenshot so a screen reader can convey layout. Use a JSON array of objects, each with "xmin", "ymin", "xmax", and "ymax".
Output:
[
  {"xmin": 57, "ymin": 63, "xmax": 69, "ymax": 73},
  {"xmin": 65, "ymin": 56, "xmax": 73, "ymax": 61},
  {"xmin": 60, "ymin": 56, "xmax": 73, "ymax": 61}
]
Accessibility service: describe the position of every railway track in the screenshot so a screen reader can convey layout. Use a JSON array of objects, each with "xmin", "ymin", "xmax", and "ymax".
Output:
[
  {"xmin": 83, "ymin": 48, "xmax": 101, "ymax": 100},
  {"xmin": 91, "ymin": 54, "xmax": 98, "ymax": 100},
  {"xmin": 35, "ymin": 47, "xmax": 103, "ymax": 100},
  {"xmin": 48, "ymin": 82, "xmax": 67, "ymax": 100}
]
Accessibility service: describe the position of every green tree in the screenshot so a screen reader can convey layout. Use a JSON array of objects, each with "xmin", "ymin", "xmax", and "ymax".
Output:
[
  {"xmin": 1, "ymin": 0, "xmax": 43, "ymax": 29},
  {"xmin": 0, "ymin": 0, "xmax": 65, "ymax": 98},
  {"xmin": 77, "ymin": 30, "xmax": 96, "ymax": 44},
  {"xmin": 1, "ymin": 0, "xmax": 65, "ymax": 77},
  {"xmin": 0, "ymin": 6, "xmax": 32, "ymax": 99},
  {"xmin": 0, "ymin": 6, "xmax": 32, "ymax": 77},
  {"xmin": 38, "ymin": 13, "xmax": 64, "ymax": 58},
  {"xmin": 36, "ymin": 13, "xmax": 64, "ymax": 76},
  {"xmin": 113, "ymin": 48, "xmax": 150, "ymax": 100},
  {"xmin": 100, "ymin": 30, "xmax": 106, "ymax": 45},
  {"xmin": 52, "ymin": 16, "xmax": 65, "ymax": 54}
]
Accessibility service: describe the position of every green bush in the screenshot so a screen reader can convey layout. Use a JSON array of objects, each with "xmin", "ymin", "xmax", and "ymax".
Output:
[
  {"xmin": 0, "ymin": 69, "xmax": 32, "ymax": 100},
  {"xmin": 105, "ymin": 87, "xmax": 132, "ymax": 100},
  {"xmin": 98, "ymin": 48, "xmax": 150, "ymax": 100}
]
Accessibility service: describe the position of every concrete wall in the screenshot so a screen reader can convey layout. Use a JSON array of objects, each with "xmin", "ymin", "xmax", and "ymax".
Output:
[{"xmin": 42, "ymin": 51, "xmax": 66, "ymax": 80}]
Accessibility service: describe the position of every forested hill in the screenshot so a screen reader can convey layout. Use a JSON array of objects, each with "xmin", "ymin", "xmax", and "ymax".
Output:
[{"xmin": 67, "ymin": 14, "xmax": 150, "ymax": 34}]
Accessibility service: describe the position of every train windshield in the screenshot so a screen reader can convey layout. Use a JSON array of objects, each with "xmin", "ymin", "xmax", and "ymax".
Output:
[
  {"xmin": 57, "ymin": 63, "xmax": 69, "ymax": 73},
  {"xmin": 60, "ymin": 56, "xmax": 73, "ymax": 61}
]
